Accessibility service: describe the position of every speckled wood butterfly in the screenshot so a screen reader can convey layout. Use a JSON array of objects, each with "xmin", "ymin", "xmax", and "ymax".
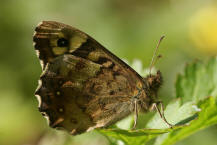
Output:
[{"xmin": 33, "ymin": 21, "xmax": 172, "ymax": 135}]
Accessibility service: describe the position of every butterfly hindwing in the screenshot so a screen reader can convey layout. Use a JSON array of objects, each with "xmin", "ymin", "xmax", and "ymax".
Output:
[{"xmin": 36, "ymin": 54, "xmax": 134, "ymax": 134}]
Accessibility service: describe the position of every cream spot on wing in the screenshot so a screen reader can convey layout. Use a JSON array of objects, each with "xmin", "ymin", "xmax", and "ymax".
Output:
[
  {"xmin": 62, "ymin": 81, "xmax": 83, "ymax": 89},
  {"xmin": 59, "ymin": 108, "xmax": 64, "ymax": 112},
  {"xmin": 37, "ymin": 21, "xmax": 43, "ymax": 27},
  {"xmin": 136, "ymin": 82, "xmax": 143, "ymax": 88},
  {"xmin": 35, "ymin": 50, "xmax": 39, "ymax": 57},
  {"xmin": 33, "ymin": 31, "xmax": 37, "ymax": 37},
  {"xmin": 56, "ymin": 91, "xmax": 61, "ymax": 96},
  {"xmin": 44, "ymin": 115, "xmax": 50, "ymax": 125},
  {"xmin": 62, "ymin": 81, "xmax": 74, "ymax": 87},
  {"xmin": 52, "ymin": 47, "xmax": 68, "ymax": 55},
  {"xmin": 35, "ymin": 79, "xmax": 42, "ymax": 107},
  {"xmin": 69, "ymin": 35, "xmax": 87, "ymax": 52},
  {"xmin": 70, "ymin": 129, "xmax": 76, "ymax": 135},
  {"xmin": 102, "ymin": 61, "xmax": 113, "ymax": 67},
  {"xmin": 35, "ymin": 94, "xmax": 42, "ymax": 107},
  {"xmin": 38, "ymin": 78, "xmax": 42, "ymax": 87},
  {"xmin": 87, "ymin": 122, "xmax": 105, "ymax": 132},
  {"xmin": 86, "ymin": 127, "xmax": 95, "ymax": 132},
  {"xmin": 113, "ymin": 65, "xmax": 119, "ymax": 71},
  {"xmin": 87, "ymin": 51, "xmax": 101, "ymax": 61},
  {"xmin": 51, "ymin": 117, "xmax": 64, "ymax": 127}
]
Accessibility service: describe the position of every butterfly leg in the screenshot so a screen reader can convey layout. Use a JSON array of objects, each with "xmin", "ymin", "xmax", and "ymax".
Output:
[
  {"xmin": 153, "ymin": 101, "xmax": 173, "ymax": 128},
  {"xmin": 132, "ymin": 99, "xmax": 138, "ymax": 129}
]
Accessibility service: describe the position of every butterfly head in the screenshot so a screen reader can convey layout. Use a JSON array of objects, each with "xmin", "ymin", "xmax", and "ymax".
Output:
[{"xmin": 144, "ymin": 70, "xmax": 163, "ymax": 101}]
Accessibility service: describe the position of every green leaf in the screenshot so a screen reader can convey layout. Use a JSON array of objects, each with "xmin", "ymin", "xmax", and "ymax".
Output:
[
  {"xmin": 98, "ymin": 125, "xmax": 184, "ymax": 145},
  {"xmin": 176, "ymin": 57, "xmax": 217, "ymax": 103}
]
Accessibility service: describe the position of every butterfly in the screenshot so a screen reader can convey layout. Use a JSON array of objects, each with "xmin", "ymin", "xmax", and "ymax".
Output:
[{"xmin": 33, "ymin": 21, "xmax": 172, "ymax": 135}]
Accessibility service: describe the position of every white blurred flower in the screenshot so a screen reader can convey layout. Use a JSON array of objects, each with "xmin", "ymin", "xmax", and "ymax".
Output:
[
  {"xmin": 192, "ymin": 105, "xmax": 201, "ymax": 112},
  {"xmin": 117, "ymin": 140, "xmax": 125, "ymax": 145},
  {"xmin": 123, "ymin": 58, "xmax": 157, "ymax": 77}
]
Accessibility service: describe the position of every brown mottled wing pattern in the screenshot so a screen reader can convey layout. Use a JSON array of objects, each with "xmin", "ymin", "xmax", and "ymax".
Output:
[{"xmin": 33, "ymin": 21, "xmax": 150, "ymax": 135}]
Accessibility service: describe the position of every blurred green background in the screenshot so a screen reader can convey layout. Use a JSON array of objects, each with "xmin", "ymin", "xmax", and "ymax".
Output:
[{"xmin": 1, "ymin": 0, "xmax": 217, "ymax": 145}]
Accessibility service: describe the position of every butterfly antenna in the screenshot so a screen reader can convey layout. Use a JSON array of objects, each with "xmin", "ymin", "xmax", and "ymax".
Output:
[{"xmin": 149, "ymin": 35, "xmax": 165, "ymax": 75}]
